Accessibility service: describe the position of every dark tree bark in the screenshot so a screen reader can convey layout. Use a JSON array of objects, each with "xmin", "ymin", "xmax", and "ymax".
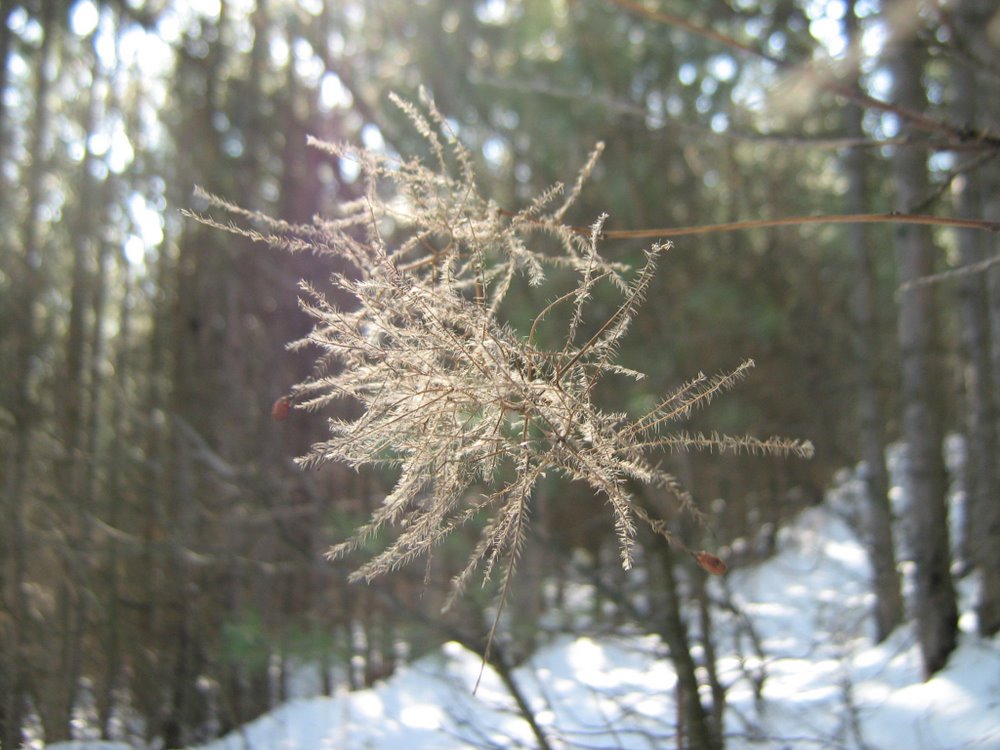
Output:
[
  {"xmin": 659, "ymin": 543, "xmax": 722, "ymax": 750},
  {"xmin": 46, "ymin": 31, "xmax": 108, "ymax": 742},
  {"xmin": 887, "ymin": 20, "xmax": 958, "ymax": 678},
  {"xmin": 61, "ymin": 31, "xmax": 104, "ymax": 499},
  {"xmin": 1, "ymin": 1, "xmax": 56, "ymax": 745},
  {"xmin": 981, "ymin": 190, "xmax": 1000, "ymax": 634},
  {"xmin": 693, "ymin": 570, "xmax": 726, "ymax": 740},
  {"xmin": 96, "ymin": 256, "xmax": 132, "ymax": 738},
  {"xmin": 134, "ymin": 223, "xmax": 174, "ymax": 744},
  {"xmin": 983, "ymin": 170, "xmax": 1000, "ymax": 637},
  {"xmin": 949, "ymin": 0, "xmax": 1000, "ymax": 637},
  {"xmin": 842, "ymin": 0, "xmax": 903, "ymax": 643},
  {"xmin": 0, "ymin": 0, "xmax": 13, "ymax": 190}
]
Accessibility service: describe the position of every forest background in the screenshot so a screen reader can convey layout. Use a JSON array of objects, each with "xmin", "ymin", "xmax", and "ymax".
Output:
[{"xmin": 1, "ymin": 0, "xmax": 998, "ymax": 748}]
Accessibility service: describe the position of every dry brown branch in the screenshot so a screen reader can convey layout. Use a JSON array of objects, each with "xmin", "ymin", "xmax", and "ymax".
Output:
[{"xmin": 596, "ymin": 212, "xmax": 1000, "ymax": 240}]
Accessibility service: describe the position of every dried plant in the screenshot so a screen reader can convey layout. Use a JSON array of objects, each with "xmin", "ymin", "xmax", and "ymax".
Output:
[{"xmin": 188, "ymin": 89, "xmax": 812, "ymax": 659}]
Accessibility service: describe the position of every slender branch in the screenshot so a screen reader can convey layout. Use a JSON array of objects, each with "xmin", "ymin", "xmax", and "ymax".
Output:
[
  {"xmin": 899, "ymin": 253, "xmax": 1000, "ymax": 291},
  {"xmin": 606, "ymin": 0, "xmax": 770, "ymax": 62},
  {"xmin": 472, "ymin": 73, "xmax": 991, "ymax": 153},
  {"xmin": 604, "ymin": 0, "xmax": 1000, "ymax": 148},
  {"xmin": 598, "ymin": 212, "xmax": 1000, "ymax": 239},
  {"xmin": 504, "ymin": 209, "xmax": 1000, "ymax": 241},
  {"xmin": 907, "ymin": 148, "xmax": 1000, "ymax": 214},
  {"xmin": 367, "ymin": 584, "xmax": 555, "ymax": 750}
]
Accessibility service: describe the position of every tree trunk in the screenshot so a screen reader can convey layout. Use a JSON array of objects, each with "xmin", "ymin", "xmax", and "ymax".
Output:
[
  {"xmin": 887, "ymin": 19, "xmax": 958, "ymax": 677},
  {"xmin": 0, "ymin": 0, "xmax": 14, "ymax": 191},
  {"xmin": 984, "ymin": 31, "xmax": 1000, "ymax": 632},
  {"xmin": 96, "ymin": 257, "xmax": 132, "ymax": 737},
  {"xmin": 693, "ymin": 570, "xmax": 725, "ymax": 740},
  {"xmin": 946, "ymin": 0, "xmax": 1000, "ymax": 638},
  {"xmin": 133, "ymin": 212, "xmax": 174, "ymax": 744},
  {"xmin": 950, "ymin": 0, "xmax": 1000, "ymax": 628},
  {"xmin": 659, "ymin": 543, "xmax": 722, "ymax": 750},
  {"xmin": 49, "ymin": 32, "xmax": 108, "ymax": 741},
  {"xmin": 2, "ymin": 1, "xmax": 56, "ymax": 744},
  {"xmin": 842, "ymin": 0, "xmax": 903, "ymax": 643},
  {"xmin": 982, "ymin": 175, "xmax": 1000, "ymax": 637}
]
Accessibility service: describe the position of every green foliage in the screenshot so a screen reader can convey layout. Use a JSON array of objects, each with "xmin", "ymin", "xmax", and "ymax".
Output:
[{"xmin": 218, "ymin": 609, "xmax": 271, "ymax": 673}]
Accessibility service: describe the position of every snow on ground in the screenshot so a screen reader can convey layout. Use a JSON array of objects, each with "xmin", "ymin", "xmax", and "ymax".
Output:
[{"xmin": 47, "ymin": 461, "xmax": 1000, "ymax": 750}]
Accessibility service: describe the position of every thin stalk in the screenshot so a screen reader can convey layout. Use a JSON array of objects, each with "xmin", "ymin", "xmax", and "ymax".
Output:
[{"xmin": 597, "ymin": 212, "xmax": 1000, "ymax": 240}]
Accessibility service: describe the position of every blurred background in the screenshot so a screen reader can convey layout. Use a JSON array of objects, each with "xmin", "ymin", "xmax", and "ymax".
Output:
[{"xmin": 1, "ymin": 0, "xmax": 998, "ymax": 747}]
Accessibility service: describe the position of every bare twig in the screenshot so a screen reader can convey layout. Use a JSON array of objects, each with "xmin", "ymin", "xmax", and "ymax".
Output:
[
  {"xmin": 472, "ymin": 72, "xmax": 988, "ymax": 152},
  {"xmin": 604, "ymin": 0, "xmax": 1000, "ymax": 148},
  {"xmin": 899, "ymin": 253, "xmax": 1000, "ymax": 291},
  {"xmin": 596, "ymin": 212, "xmax": 1000, "ymax": 240}
]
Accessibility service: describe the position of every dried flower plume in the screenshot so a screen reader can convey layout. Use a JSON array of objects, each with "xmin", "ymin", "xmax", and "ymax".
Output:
[{"xmin": 187, "ymin": 89, "xmax": 813, "ymax": 639}]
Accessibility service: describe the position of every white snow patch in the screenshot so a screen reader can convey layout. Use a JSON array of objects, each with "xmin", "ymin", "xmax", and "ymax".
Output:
[{"xmin": 45, "ymin": 455, "xmax": 1000, "ymax": 750}]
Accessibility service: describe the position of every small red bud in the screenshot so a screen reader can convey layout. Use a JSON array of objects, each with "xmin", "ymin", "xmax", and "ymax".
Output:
[
  {"xmin": 271, "ymin": 396, "xmax": 291, "ymax": 421},
  {"xmin": 693, "ymin": 550, "xmax": 727, "ymax": 576}
]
